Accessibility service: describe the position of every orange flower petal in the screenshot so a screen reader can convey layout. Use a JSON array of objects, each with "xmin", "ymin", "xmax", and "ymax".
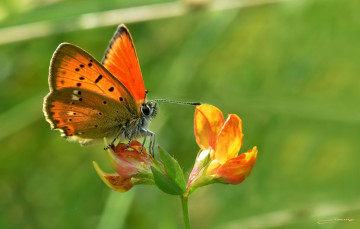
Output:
[
  {"xmin": 194, "ymin": 104, "xmax": 225, "ymax": 150},
  {"xmin": 207, "ymin": 160, "xmax": 221, "ymax": 176},
  {"xmin": 106, "ymin": 141, "xmax": 153, "ymax": 178},
  {"xmin": 216, "ymin": 146, "xmax": 258, "ymax": 184},
  {"xmin": 113, "ymin": 140, "xmax": 145, "ymax": 154},
  {"xmin": 214, "ymin": 114, "xmax": 243, "ymax": 164},
  {"xmin": 93, "ymin": 161, "xmax": 133, "ymax": 192}
]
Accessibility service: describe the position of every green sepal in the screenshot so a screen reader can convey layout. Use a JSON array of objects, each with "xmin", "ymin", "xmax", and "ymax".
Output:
[
  {"xmin": 158, "ymin": 146, "xmax": 186, "ymax": 193},
  {"xmin": 131, "ymin": 177, "xmax": 155, "ymax": 186},
  {"xmin": 151, "ymin": 166, "xmax": 185, "ymax": 195}
]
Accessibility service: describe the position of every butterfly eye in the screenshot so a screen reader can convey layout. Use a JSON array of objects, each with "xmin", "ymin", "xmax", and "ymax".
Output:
[{"xmin": 141, "ymin": 104, "xmax": 151, "ymax": 116}]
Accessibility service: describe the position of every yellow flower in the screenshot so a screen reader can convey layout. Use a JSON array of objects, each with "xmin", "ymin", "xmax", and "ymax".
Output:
[{"xmin": 188, "ymin": 105, "xmax": 257, "ymax": 187}]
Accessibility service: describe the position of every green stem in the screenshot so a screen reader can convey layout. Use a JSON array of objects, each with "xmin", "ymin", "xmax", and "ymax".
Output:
[{"xmin": 180, "ymin": 196, "xmax": 191, "ymax": 229}]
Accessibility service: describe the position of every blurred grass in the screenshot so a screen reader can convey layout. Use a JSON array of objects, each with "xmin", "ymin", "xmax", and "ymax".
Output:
[
  {"xmin": 1, "ymin": 0, "xmax": 360, "ymax": 228},
  {"xmin": 96, "ymin": 191, "xmax": 134, "ymax": 229}
]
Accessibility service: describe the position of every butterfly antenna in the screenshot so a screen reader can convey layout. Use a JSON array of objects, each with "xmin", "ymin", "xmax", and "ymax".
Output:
[{"xmin": 151, "ymin": 99, "xmax": 201, "ymax": 106}]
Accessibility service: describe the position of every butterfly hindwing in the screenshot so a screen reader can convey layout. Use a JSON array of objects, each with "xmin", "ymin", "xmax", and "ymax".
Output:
[
  {"xmin": 102, "ymin": 24, "xmax": 146, "ymax": 104},
  {"xmin": 44, "ymin": 87, "xmax": 134, "ymax": 145}
]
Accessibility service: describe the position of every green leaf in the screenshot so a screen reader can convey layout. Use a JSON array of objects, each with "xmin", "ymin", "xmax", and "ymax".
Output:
[
  {"xmin": 158, "ymin": 146, "xmax": 186, "ymax": 193},
  {"xmin": 151, "ymin": 166, "xmax": 185, "ymax": 195}
]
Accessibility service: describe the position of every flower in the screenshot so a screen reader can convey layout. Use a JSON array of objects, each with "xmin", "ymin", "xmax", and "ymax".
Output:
[
  {"xmin": 93, "ymin": 140, "xmax": 155, "ymax": 192},
  {"xmin": 188, "ymin": 105, "xmax": 258, "ymax": 189}
]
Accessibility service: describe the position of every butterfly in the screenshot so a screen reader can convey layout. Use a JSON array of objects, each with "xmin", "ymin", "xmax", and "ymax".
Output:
[{"xmin": 43, "ymin": 24, "xmax": 157, "ymax": 150}]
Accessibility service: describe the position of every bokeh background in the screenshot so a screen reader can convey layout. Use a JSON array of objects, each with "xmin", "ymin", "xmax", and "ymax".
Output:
[{"xmin": 1, "ymin": 0, "xmax": 359, "ymax": 228}]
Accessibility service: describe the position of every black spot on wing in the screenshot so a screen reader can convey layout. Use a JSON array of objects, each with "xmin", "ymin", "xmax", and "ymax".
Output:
[{"xmin": 95, "ymin": 75, "xmax": 102, "ymax": 83}]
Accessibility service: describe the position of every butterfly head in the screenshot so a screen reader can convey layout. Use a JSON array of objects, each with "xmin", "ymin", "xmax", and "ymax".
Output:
[{"xmin": 141, "ymin": 101, "xmax": 158, "ymax": 120}]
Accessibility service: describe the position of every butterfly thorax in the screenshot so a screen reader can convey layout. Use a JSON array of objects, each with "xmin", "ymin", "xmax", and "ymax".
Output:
[{"xmin": 120, "ymin": 101, "xmax": 158, "ymax": 140}]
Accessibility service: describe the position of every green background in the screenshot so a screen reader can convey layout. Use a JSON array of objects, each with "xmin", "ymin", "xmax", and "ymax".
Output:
[{"xmin": 1, "ymin": 0, "xmax": 359, "ymax": 228}]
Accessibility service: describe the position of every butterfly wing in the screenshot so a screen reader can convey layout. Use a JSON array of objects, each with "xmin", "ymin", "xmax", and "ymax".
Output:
[
  {"xmin": 43, "ymin": 43, "xmax": 140, "ymax": 145},
  {"xmin": 102, "ymin": 24, "xmax": 146, "ymax": 105}
]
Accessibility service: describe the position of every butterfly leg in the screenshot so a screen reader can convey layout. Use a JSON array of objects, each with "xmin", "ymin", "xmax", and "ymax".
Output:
[
  {"xmin": 141, "ymin": 128, "xmax": 155, "ymax": 156},
  {"xmin": 148, "ymin": 135, "xmax": 153, "ymax": 155},
  {"xmin": 127, "ymin": 139, "xmax": 132, "ymax": 148},
  {"xmin": 104, "ymin": 128, "xmax": 124, "ymax": 150},
  {"xmin": 140, "ymin": 136, "xmax": 147, "ymax": 154},
  {"xmin": 151, "ymin": 133, "xmax": 156, "ymax": 156}
]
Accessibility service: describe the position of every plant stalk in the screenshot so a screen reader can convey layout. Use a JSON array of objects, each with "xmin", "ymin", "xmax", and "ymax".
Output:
[{"xmin": 180, "ymin": 195, "xmax": 191, "ymax": 229}]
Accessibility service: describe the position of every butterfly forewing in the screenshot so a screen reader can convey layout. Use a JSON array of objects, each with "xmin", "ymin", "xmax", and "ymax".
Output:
[
  {"xmin": 49, "ymin": 43, "xmax": 137, "ymax": 110},
  {"xmin": 44, "ymin": 43, "xmax": 140, "ymax": 144},
  {"xmin": 102, "ymin": 25, "xmax": 146, "ymax": 104}
]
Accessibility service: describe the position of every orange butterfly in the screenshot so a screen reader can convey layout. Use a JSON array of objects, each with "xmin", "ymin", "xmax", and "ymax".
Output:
[{"xmin": 43, "ymin": 25, "xmax": 157, "ymax": 149}]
